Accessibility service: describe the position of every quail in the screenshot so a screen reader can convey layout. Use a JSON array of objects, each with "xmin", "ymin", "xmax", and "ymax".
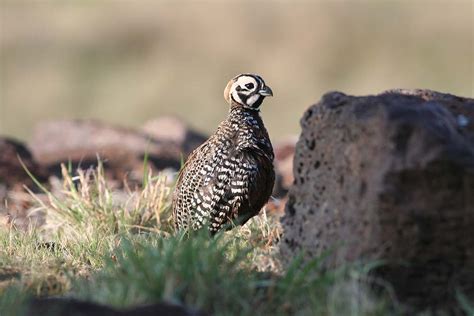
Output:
[{"xmin": 172, "ymin": 73, "xmax": 275, "ymax": 234}]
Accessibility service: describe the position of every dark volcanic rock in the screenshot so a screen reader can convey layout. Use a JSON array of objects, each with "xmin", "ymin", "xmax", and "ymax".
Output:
[
  {"xmin": 26, "ymin": 298, "xmax": 206, "ymax": 316},
  {"xmin": 0, "ymin": 137, "xmax": 48, "ymax": 191},
  {"xmin": 280, "ymin": 90, "xmax": 474, "ymax": 312},
  {"xmin": 0, "ymin": 137, "xmax": 48, "ymax": 229},
  {"xmin": 29, "ymin": 119, "xmax": 204, "ymax": 182}
]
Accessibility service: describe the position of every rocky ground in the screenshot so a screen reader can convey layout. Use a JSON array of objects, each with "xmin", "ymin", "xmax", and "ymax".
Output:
[
  {"xmin": 0, "ymin": 116, "xmax": 296, "ymax": 231},
  {"xmin": 0, "ymin": 117, "xmax": 296, "ymax": 315}
]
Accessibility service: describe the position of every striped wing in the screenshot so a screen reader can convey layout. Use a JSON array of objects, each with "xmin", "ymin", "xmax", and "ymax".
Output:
[{"xmin": 197, "ymin": 149, "xmax": 274, "ymax": 233}]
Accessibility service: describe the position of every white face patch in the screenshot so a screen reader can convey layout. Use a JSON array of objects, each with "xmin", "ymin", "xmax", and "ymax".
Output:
[
  {"xmin": 231, "ymin": 90, "xmax": 243, "ymax": 104},
  {"xmin": 228, "ymin": 74, "xmax": 268, "ymax": 108},
  {"xmin": 246, "ymin": 94, "xmax": 260, "ymax": 106},
  {"xmin": 231, "ymin": 76, "xmax": 258, "ymax": 96}
]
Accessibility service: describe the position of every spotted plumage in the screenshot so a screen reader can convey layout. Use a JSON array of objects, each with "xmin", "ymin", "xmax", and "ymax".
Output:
[{"xmin": 172, "ymin": 74, "xmax": 275, "ymax": 234}]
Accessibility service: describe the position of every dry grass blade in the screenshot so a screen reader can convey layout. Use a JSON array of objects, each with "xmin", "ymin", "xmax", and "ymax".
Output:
[{"xmin": 25, "ymin": 161, "xmax": 175, "ymax": 242}]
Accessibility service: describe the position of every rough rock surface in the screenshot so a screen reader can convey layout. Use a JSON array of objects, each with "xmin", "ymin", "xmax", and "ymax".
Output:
[
  {"xmin": 280, "ymin": 89, "xmax": 474, "ymax": 312},
  {"xmin": 29, "ymin": 119, "xmax": 203, "ymax": 182}
]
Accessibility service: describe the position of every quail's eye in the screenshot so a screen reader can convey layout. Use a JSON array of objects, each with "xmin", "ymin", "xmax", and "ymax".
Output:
[{"xmin": 245, "ymin": 83, "xmax": 254, "ymax": 89}]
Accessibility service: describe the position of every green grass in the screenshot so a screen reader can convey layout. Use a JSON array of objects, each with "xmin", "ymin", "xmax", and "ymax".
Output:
[
  {"xmin": 71, "ymin": 233, "xmax": 394, "ymax": 316},
  {"xmin": 0, "ymin": 230, "xmax": 392, "ymax": 316},
  {"xmin": 0, "ymin": 163, "xmax": 397, "ymax": 315}
]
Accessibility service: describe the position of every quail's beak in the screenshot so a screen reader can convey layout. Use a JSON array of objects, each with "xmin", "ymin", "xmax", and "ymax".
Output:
[{"xmin": 258, "ymin": 86, "xmax": 273, "ymax": 97}]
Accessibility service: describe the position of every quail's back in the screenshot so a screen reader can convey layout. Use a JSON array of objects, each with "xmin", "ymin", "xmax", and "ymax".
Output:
[{"xmin": 172, "ymin": 74, "xmax": 275, "ymax": 234}]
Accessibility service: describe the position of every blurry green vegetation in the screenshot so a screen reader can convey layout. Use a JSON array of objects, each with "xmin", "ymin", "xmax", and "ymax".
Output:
[{"xmin": 0, "ymin": 1, "xmax": 472, "ymax": 140}]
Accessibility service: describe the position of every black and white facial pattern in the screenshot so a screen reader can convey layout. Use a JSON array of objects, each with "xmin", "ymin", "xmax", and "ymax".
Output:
[{"xmin": 230, "ymin": 74, "xmax": 269, "ymax": 109}]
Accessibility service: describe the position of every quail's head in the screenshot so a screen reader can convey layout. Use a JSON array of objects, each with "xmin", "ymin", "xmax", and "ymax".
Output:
[{"xmin": 224, "ymin": 74, "xmax": 273, "ymax": 110}]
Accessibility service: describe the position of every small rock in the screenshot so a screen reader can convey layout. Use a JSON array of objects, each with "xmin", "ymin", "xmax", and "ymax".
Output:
[
  {"xmin": 272, "ymin": 137, "xmax": 297, "ymax": 197},
  {"xmin": 0, "ymin": 137, "xmax": 48, "ymax": 191},
  {"xmin": 29, "ymin": 119, "xmax": 203, "ymax": 183},
  {"xmin": 141, "ymin": 116, "xmax": 207, "ymax": 156},
  {"xmin": 26, "ymin": 298, "xmax": 207, "ymax": 316},
  {"xmin": 0, "ymin": 137, "xmax": 48, "ymax": 229}
]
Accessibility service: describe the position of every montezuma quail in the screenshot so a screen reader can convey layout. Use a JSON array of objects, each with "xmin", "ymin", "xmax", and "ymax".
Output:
[{"xmin": 172, "ymin": 74, "xmax": 275, "ymax": 234}]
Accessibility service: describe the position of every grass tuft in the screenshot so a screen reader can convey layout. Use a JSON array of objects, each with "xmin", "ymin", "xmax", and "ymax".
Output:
[
  {"xmin": 40, "ymin": 162, "xmax": 174, "ymax": 239},
  {"xmin": 72, "ymin": 231, "xmax": 390, "ymax": 316}
]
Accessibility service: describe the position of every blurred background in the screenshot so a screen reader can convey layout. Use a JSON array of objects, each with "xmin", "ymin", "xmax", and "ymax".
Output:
[{"xmin": 1, "ymin": 1, "xmax": 472, "ymax": 141}]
